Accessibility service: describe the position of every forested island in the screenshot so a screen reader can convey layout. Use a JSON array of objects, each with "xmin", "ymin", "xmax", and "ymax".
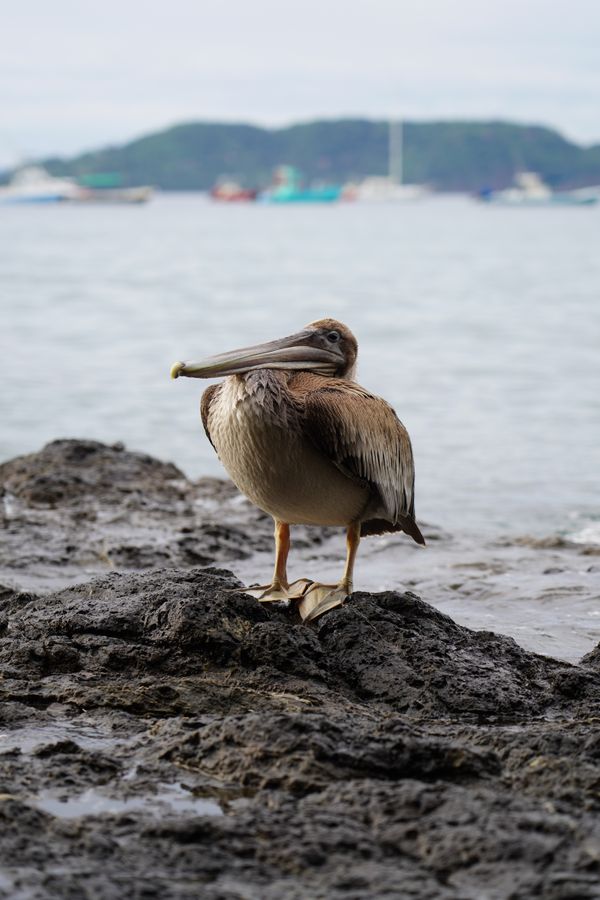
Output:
[{"xmin": 37, "ymin": 119, "xmax": 600, "ymax": 193}]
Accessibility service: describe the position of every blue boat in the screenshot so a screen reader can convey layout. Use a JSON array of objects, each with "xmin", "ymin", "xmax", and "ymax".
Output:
[{"xmin": 259, "ymin": 166, "xmax": 341, "ymax": 203}]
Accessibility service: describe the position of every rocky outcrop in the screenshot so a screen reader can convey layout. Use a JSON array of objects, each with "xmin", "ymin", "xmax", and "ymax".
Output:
[{"xmin": 1, "ymin": 441, "xmax": 600, "ymax": 899}]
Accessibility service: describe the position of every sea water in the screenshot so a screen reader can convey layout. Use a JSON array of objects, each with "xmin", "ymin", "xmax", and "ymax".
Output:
[{"xmin": 1, "ymin": 193, "xmax": 599, "ymax": 541}]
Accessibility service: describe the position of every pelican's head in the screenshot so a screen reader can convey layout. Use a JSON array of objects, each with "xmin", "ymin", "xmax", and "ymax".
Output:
[
  {"xmin": 303, "ymin": 318, "xmax": 358, "ymax": 379},
  {"xmin": 170, "ymin": 318, "xmax": 358, "ymax": 382}
]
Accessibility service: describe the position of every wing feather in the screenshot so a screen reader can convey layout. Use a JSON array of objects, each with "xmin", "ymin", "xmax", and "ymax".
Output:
[
  {"xmin": 200, "ymin": 383, "xmax": 220, "ymax": 450},
  {"xmin": 301, "ymin": 382, "xmax": 424, "ymax": 543}
]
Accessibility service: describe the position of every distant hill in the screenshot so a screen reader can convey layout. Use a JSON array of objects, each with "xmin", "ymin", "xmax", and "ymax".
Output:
[{"xmin": 40, "ymin": 119, "xmax": 600, "ymax": 192}]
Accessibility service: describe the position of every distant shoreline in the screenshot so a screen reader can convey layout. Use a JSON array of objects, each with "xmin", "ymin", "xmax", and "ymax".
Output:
[{"xmin": 6, "ymin": 117, "xmax": 597, "ymax": 194}]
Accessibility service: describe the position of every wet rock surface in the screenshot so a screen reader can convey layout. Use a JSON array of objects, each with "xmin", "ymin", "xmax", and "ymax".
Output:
[
  {"xmin": 0, "ymin": 439, "xmax": 330, "ymax": 595},
  {"xmin": 1, "ymin": 440, "xmax": 600, "ymax": 898}
]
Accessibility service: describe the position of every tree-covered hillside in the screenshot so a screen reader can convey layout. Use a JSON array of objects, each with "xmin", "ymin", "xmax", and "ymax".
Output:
[{"xmin": 41, "ymin": 119, "xmax": 600, "ymax": 192}]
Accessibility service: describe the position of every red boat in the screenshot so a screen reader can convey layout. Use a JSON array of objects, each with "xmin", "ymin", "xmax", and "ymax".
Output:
[{"xmin": 210, "ymin": 181, "xmax": 257, "ymax": 202}]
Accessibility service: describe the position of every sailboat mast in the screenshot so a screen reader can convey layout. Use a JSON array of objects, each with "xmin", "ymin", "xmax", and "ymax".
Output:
[{"xmin": 388, "ymin": 119, "xmax": 403, "ymax": 185}]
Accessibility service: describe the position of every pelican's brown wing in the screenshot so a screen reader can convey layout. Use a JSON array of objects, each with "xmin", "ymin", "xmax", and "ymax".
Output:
[
  {"xmin": 200, "ymin": 383, "xmax": 221, "ymax": 450},
  {"xmin": 301, "ymin": 381, "xmax": 425, "ymax": 543}
]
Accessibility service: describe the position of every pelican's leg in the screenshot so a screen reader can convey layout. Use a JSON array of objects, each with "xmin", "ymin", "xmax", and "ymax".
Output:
[
  {"xmin": 243, "ymin": 521, "xmax": 312, "ymax": 602},
  {"xmin": 296, "ymin": 521, "xmax": 361, "ymax": 622}
]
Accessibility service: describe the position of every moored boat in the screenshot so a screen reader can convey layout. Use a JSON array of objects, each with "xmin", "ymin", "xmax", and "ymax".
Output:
[
  {"xmin": 346, "ymin": 176, "xmax": 429, "ymax": 202},
  {"xmin": 76, "ymin": 172, "xmax": 153, "ymax": 203},
  {"xmin": 0, "ymin": 166, "xmax": 82, "ymax": 203},
  {"xmin": 210, "ymin": 181, "xmax": 257, "ymax": 202},
  {"xmin": 259, "ymin": 166, "xmax": 341, "ymax": 203},
  {"xmin": 479, "ymin": 172, "xmax": 597, "ymax": 206},
  {"xmin": 77, "ymin": 185, "xmax": 154, "ymax": 204},
  {"xmin": 349, "ymin": 120, "xmax": 430, "ymax": 203},
  {"xmin": 0, "ymin": 167, "xmax": 153, "ymax": 205}
]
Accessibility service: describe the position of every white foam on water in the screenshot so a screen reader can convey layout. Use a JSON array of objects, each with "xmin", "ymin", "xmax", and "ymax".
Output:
[{"xmin": 567, "ymin": 522, "xmax": 600, "ymax": 546}]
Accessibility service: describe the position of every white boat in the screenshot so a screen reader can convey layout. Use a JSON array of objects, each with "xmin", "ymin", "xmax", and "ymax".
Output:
[
  {"xmin": 480, "ymin": 172, "xmax": 597, "ymax": 206},
  {"xmin": 348, "ymin": 175, "xmax": 428, "ymax": 202},
  {"xmin": 0, "ymin": 166, "xmax": 82, "ymax": 203},
  {"xmin": 0, "ymin": 166, "xmax": 153, "ymax": 205},
  {"xmin": 349, "ymin": 120, "xmax": 430, "ymax": 202}
]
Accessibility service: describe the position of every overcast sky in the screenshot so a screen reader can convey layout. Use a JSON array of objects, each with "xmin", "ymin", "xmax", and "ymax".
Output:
[{"xmin": 1, "ymin": 0, "xmax": 599, "ymax": 167}]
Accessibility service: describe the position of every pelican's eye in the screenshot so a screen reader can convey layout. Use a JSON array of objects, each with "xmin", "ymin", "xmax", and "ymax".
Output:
[{"xmin": 326, "ymin": 331, "xmax": 340, "ymax": 343}]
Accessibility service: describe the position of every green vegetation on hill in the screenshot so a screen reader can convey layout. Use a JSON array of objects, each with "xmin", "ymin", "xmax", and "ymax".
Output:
[{"xmin": 42, "ymin": 119, "xmax": 600, "ymax": 192}]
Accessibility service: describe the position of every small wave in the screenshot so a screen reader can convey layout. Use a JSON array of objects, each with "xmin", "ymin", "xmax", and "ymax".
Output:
[{"xmin": 567, "ymin": 523, "xmax": 600, "ymax": 546}]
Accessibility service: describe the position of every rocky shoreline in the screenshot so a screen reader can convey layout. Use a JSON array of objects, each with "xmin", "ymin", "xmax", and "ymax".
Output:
[{"xmin": 1, "ymin": 440, "xmax": 600, "ymax": 899}]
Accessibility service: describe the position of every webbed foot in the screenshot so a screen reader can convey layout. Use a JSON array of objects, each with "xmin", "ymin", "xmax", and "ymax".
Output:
[
  {"xmin": 296, "ymin": 582, "xmax": 350, "ymax": 622},
  {"xmin": 242, "ymin": 578, "xmax": 313, "ymax": 603}
]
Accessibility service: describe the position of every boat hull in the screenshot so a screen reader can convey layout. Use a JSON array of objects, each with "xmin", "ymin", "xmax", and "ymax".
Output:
[
  {"xmin": 0, "ymin": 194, "xmax": 68, "ymax": 204},
  {"xmin": 481, "ymin": 195, "xmax": 597, "ymax": 206},
  {"xmin": 259, "ymin": 187, "xmax": 341, "ymax": 203}
]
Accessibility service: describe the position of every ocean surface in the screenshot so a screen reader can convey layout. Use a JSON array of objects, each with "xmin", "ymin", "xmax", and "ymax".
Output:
[{"xmin": 1, "ymin": 192, "xmax": 599, "ymax": 542}]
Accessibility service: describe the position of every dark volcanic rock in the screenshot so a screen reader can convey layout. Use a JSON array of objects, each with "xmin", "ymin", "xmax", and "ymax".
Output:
[
  {"xmin": 0, "ymin": 437, "xmax": 184, "ymax": 507},
  {"xmin": 1, "ymin": 566, "xmax": 600, "ymax": 898},
  {"xmin": 0, "ymin": 439, "xmax": 275, "ymax": 593},
  {"xmin": 0, "ymin": 440, "xmax": 335, "ymax": 597},
  {"xmin": 2, "ymin": 440, "xmax": 600, "ymax": 899},
  {"xmin": 582, "ymin": 642, "xmax": 600, "ymax": 669},
  {"xmin": 2, "ymin": 567, "xmax": 595, "ymax": 721},
  {"xmin": 163, "ymin": 710, "xmax": 501, "ymax": 793}
]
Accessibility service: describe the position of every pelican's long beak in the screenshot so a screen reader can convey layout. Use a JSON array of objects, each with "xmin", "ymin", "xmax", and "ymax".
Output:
[{"xmin": 171, "ymin": 330, "xmax": 341, "ymax": 379}]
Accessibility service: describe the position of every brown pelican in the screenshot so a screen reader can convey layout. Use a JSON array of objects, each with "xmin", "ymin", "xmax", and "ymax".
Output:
[{"xmin": 171, "ymin": 319, "xmax": 424, "ymax": 621}]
